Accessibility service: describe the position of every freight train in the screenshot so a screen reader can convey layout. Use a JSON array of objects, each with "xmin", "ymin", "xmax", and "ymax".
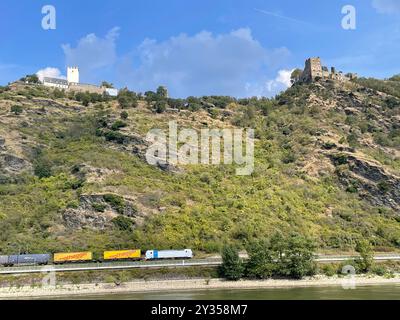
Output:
[{"xmin": 0, "ymin": 249, "xmax": 193, "ymax": 267}]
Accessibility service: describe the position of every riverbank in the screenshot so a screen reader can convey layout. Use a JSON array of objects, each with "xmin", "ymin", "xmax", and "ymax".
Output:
[{"xmin": 1, "ymin": 274, "xmax": 400, "ymax": 299}]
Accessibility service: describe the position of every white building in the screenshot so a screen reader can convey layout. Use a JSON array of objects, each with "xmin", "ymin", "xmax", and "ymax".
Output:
[
  {"xmin": 67, "ymin": 67, "xmax": 79, "ymax": 84},
  {"xmin": 41, "ymin": 66, "xmax": 119, "ymax": 96},
  {"xmin": 42, "ymin": 77, "xmax": 69, "ymax": 89},
  {"xmin": 105, "ymin": 88, "xmax": 118, "ymax": 97}
]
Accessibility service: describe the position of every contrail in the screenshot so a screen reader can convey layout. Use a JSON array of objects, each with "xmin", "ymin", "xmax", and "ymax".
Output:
[{"xmin": 255, "ymin": 8, "xmax": 311, "ymax": 26}]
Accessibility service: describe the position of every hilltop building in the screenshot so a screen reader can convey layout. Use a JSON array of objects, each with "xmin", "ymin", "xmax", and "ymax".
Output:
[
  {"xmin": 67, "ymin": 67, "xmax": 79, "ymax": 84},
  {"xmin": 42, "ymin": 67, "xmax": 118, "ymax": 96},
  {"xmin": 42, "ymin": 77, "xmax": 69, "ymax": 89},
  {"xmin": 297, "ymin": 57, "xmax": 357, "ymax": 83}
]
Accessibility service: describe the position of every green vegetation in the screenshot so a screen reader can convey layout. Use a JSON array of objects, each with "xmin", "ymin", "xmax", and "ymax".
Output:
[
  {"xmin": 120, "ymin": 111, "xmax": 129, "ymax": 120},
  {"xmin": 92, "ymin": 203, "xmax": 106, "ymax": 212},
  {"xmin": 245, "ymin": 240, "xmax": 275, "ymax": 279},
  {"xmin": 0, "ymin": 77, "xmax": 398, "ymax": 257},
  {"xmin": 103, "ymin": 194, "xmax": 125, "ymax": 214},
  {"xmin": 20, "ymin": 74, "xmax": 40, "ymax": 84},
  {"xmin": 10, "ymin": 105, "xmax": 23, "ymax": 115},
  {"xmin": 354, "ymin": 77, "xmax": 400, "ymax": 99},
  {"xmin": 219, "ymin": 245, "xmax": 244, "ymax": 281},
  {"xmin": 117, "ymin": 88, "xmax": 138, "ymax": 109},
  {"xmin": 111, "ymin": 120, "xmax": 127, "ymax": 131},
  {"xmin": 355, "ymin": 239, "xmax": 374, "ymax": 272},
  {"xmin": 112, "ymin": 216, "xmax": 134, "ymax": 231},
  {"xmin": 101, "ymin": 81, "xmax": 114, "ymax": 88},
  {"xmin": 226, "ymin": 234, "xmax": 316, "ymax": 281}
]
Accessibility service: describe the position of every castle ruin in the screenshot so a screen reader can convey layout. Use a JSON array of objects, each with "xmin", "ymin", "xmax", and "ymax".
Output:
[{"xmin": 298, "ymin": 57, "xmax": 357, "ymax": 83}]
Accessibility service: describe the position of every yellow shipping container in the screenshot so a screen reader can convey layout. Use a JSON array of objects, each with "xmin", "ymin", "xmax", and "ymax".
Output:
[
  {"xmin": 53, "ymin": 252, "xmax": 92, "ymax": 263},
  {"xmin": 103, "ymin": 250, "xmax": 141, "ymax": 260}
]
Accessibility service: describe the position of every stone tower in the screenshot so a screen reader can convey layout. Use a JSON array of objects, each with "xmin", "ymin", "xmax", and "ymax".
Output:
[
  {"xmin": 67, "ymin": 67, "xmax": 79, "ymax": 84},
  {"xmin": 301, "ymin": 57, "xmax": 323, "ymax": 82}
]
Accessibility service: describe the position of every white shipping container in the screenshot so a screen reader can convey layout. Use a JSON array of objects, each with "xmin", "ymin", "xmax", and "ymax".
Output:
[{"xmin": 145, "ymin": 249, "xmax": 193, "ymax": 260}]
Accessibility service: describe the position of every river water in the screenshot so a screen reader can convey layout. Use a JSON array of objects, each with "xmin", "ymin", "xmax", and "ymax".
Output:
[{"xmin": 65, "ymin": 285, "xmax": 400, "ymax": 300}]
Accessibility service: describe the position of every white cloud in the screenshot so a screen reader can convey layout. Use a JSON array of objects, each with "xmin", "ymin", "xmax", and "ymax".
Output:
[
  {"xmin": 244, "ymin": 69, "xmax": 293, "ymax": 97},
  {"xmin": 372, "ymin": 0, "xmax": 400, "ymax": 14},
  {"xmin": 62, "ymin": 27, "xmax": 120, "ymax": 83},
  {"xmin": 60, "ymin": 27, "xmax": 291, "ymax": 97},
  {"xmin": 36, "ymin": 67, "xmax": 65, "ymax": 82},
  {"xmin": 118, "ymin": 28, "xmax": 290, "ymax": 97},
  {"xmin": 276, "ymin": 69, "xmax": 293, "ymax": 88}
]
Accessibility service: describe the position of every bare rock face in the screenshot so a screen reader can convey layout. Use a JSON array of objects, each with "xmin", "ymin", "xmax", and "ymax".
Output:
[
  {"xmin": 0, "ymin": 136, "xmax": 32, "ymax": 180},
  {"xmin": 62, "ymin": 208, "xmax": 114, "ymax": 230},
  {"xmin": 0, "ymin": 154, "xmax": 28, "ymax": 172},
  {"xmin": 330, "ymin": 153, "xmax": 400, "ymax": 211},
  {"xmin": 71, "ymin": 163, "xmax": 122, "ymax": 183},
  {"xmin": 62, "ymin": 194, "xmax": 142, "ymax": 230}
]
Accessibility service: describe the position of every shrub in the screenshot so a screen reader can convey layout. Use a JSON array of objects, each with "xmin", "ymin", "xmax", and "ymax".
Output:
[
  {"xmin": 63, "ymin": 178, "xmax": 84, "ymax": 190},
  {"xmin": 92, "ymin": 203, "xmax": 107, "ymax": 212},
  {"xmin": 104, "ymin": 131, "xmax": 126, "ymax": 144},
  {"xmin": 120, "ymin": 111, "xmax": 128, "ymax": 120},
  {"xmin": 52, "ymin": 89, "xmax": 65, "ymax": 99},
  {"xmin": 118, "ymin": 89, "xmax": 138, "ymax": 108},
  {"xmin": 67, "ymin": 201, "xmax": 79, "ymax": 209},
  {"xmin": 154, "ymin": 101, "xmax": 167, "ymax": 113},
  {"xmin": 10, "ymin": 105, "xmax": 23, "ymax": 115},
  {"xmin": 333, "ymin": 154, "xmax": 348, "ymax": 165},
  {"xmin": 320, "ymin": 264, "xmax": 338, "ymax": 277},
  {"xmin": 112, "ymin": 216, "xmax": 134, "ymax": 231},
  {"xmin": 111, "ymin": 120, "xmax": 127, "ymax": 131},
  {"xmin": 377, "ymin": 180, "xmax": 390, "ymax": 193},
  {"xmin": 371, "ymin": 265, "xmax": 387, "ymax": 276},
  {"xmin": 33, "ymin": 158, "xmax": 53, "ymax": 179},
  {"xmin": 103, "ymin": 194, "xmax": 125, "ymax": 214}
]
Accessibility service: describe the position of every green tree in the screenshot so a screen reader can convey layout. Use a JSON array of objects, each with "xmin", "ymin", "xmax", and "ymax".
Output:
[
  {"xmin": 290, "ymin": 69, "xmax": 303, "ymax": 84},
  {"xmin": 389, "ymin": 74, "xmax": 400, "ymax": 82},
  {"xmin": 21, "ymin": 74, "xmax": 40, "ymax": 84},
  {"xmin": 245, "ymin": 240, "xmax": 276, "ymax": 279},
  {"xmin": 274, "ymin": 233, "xmax": 316, "ymax": 279},
  {"xmin": 219, "ymin": 244, "xmax": 244, "ymax": 281},
  {"xmin": 118, "ymin": 89, "xmax": 138, "ymax": 109},
  {"xmin": 156, "ymin": 86, "xmax": 168, "ymax": 98},
  {"xmin": 154, "ymin": 101, "xmax": 167, "ymax": 113},
  {"xmin": 355, "ymin": 239, "xmax": 373, "ymax": 272},
  {"xmin": 101, "ymin": 81, "xmax": 114, "ymax": 88}
]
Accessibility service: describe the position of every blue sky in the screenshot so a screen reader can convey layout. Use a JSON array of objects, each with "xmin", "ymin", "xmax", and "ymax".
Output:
[{"xmin": 0, "ymin": 0, "xmax": 399, "ymax": 97}]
